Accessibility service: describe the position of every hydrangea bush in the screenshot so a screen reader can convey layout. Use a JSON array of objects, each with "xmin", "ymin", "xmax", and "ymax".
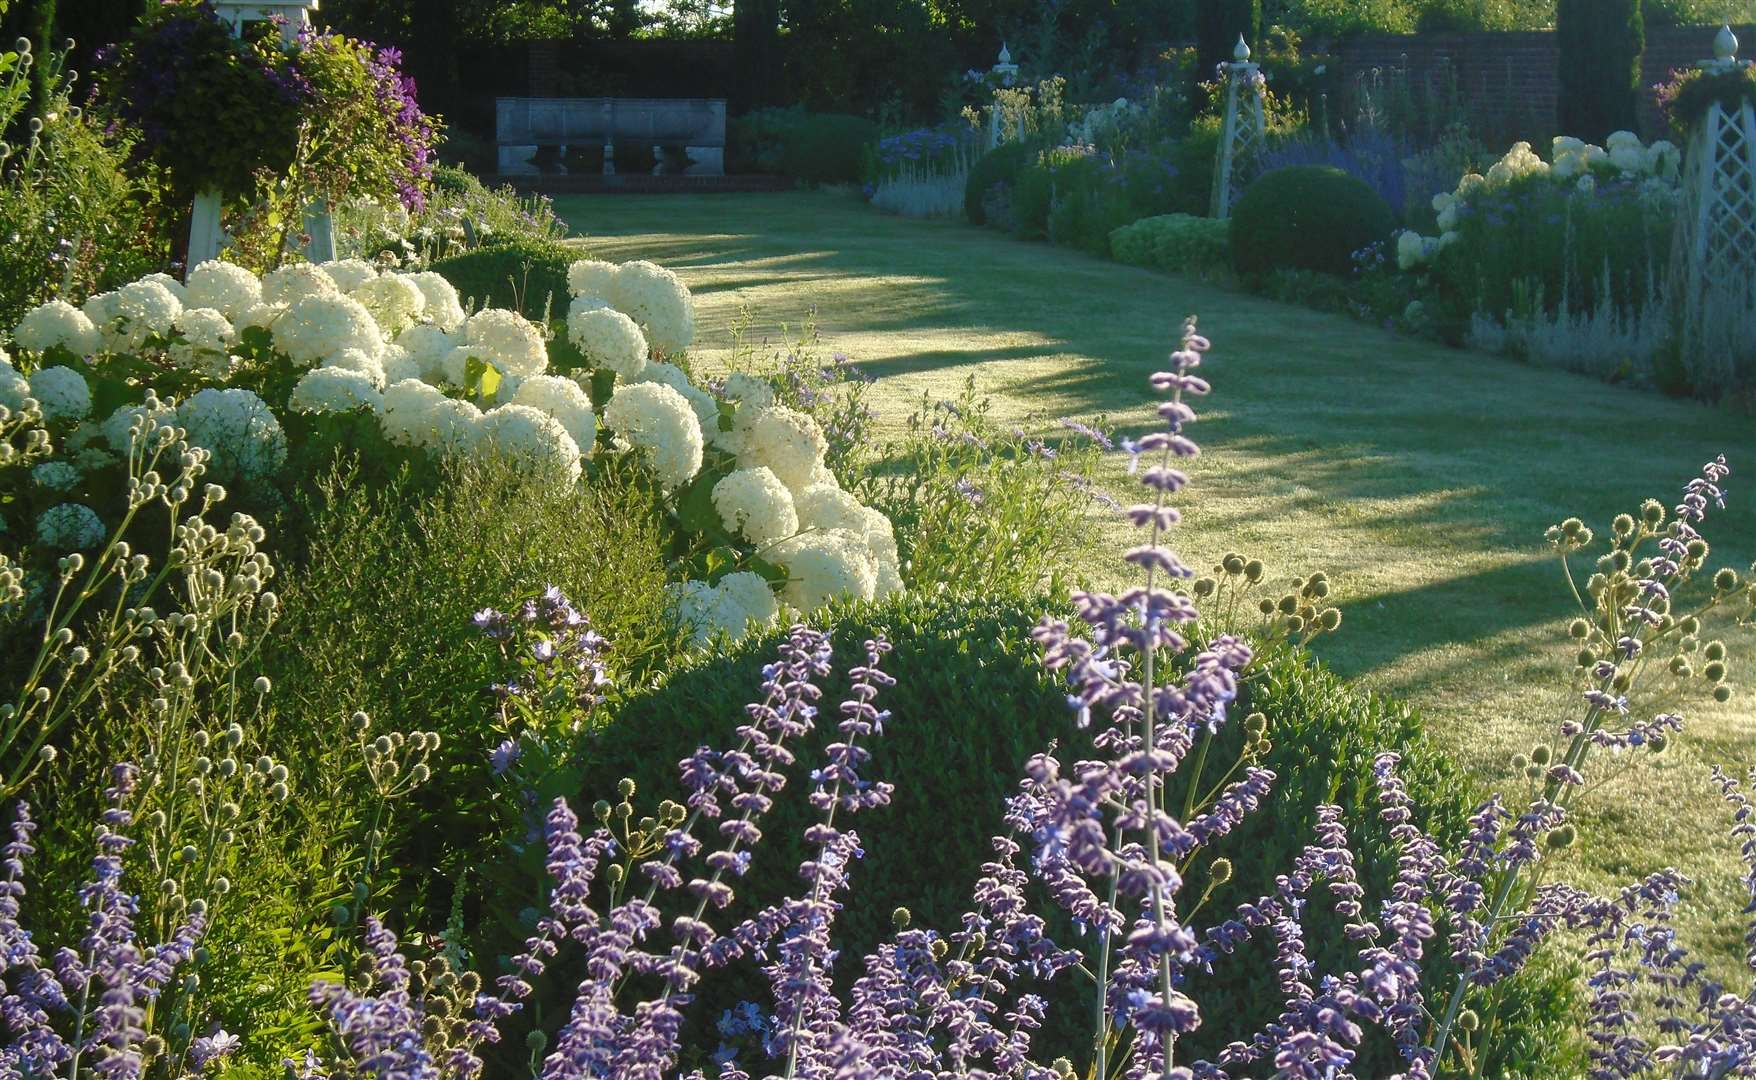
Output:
[{"xmin": 3, "ymin": 251, "xmax": 903, "ymax": 648}]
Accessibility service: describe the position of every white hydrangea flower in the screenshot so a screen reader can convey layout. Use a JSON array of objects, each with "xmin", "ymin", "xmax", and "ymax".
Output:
[
  {"xmin": 602, "ymin": 381, "xmax": 702, "ymax": 489},
  {"xmin": 289, "ymin": 366, "xmax": 383, "ymax": 415},
  {"xmin": 0, "ymin": 358, "xmax": 32, "ymax": 413},
  {"xmin": 426, "ymin": 398, "xmax": 484, "ymax": 452},
  {"xmin": 185, "ymin": 260, "xmax": 262, "ymax": 320},
  {"xmin": 794, "ymin": 483, "xmax": 867, "ymax": 535},
  {"xmin": 380, "ymin": 343, "xmax": 421, "ymax": 385},
  {"xmin": 81, "ymin": 290, "xmax": 120, "ymax": 339},
  {"xmin": 510, "ymin": 374, "xmax": 597, "ymax": 452},
  {"xmin": 100, "ymin": 280, "xmax": 183, "ymax": 352},
  {"xmin": 769, "ymin": 529, "xmax": 876, "ymax": 612},
  {"xmin": 716, "ymin": 570, "xmax": 780, "ymax": 628},
  {"xmin": 637, "ymin": 360, "xmax": 720, "ymax": 440},
  {"xmin": 101, "ymin": 397, "xmax": 179, "ymax": 454},
  {"xmin": 408, "ymin": 272, "xmax": 465, "ymax": 330},
  {"xmin": 566, "ymin": 258, "xmax": 619, "ymax": 300},
  {"xmin": 610, "ymin": 260, "xmax": 695, "ymax": 356},
  {"xmin": 1608, "ymin": 140, "xmax": 1646, "ymax": 175},
  {"xmin": 478, "ymin": 403, "xmax": 582, "ymax": 485},
  {"xmin": 14, "ymin": 300, "xmax": 100, "ymax": 357},
  {"xmin": 177, "ymin": 388, "xmax": 287, "ymax": 486},
  {"xmin": 141, "ymin": 272, "xmax": 188, "ymax": 304},
  {"xmin": 712, "ymin": 466, "xmax": 799, "ymax": 544},
  {"xmin": 1646, "ymin": 140, "xmax": 1681, "ymax": 182},
  {"xmin": 862, "ymin": 506, "xmax": 903, "ymax": 597},
  {"xmin": 395, "ymin": 323, "xmax": 458, "ymax": 382},
  {"xmin": 1396, "ymin": 229, "xmax": 1429, "ymax": 271},
  {"xmin": 274, "ymin": 293, "xmax": 384, "ymax": 366},
  {"xmin": 169, "ymin": 307, "xmax": 237, "ymax": 378},
  {"xmin": 353, "ymin": 274, "xmax": 427, "ymax": 334},
  {"xmin": 566, "ymin": 305, "xmax": 647, "ymax": 379},
  {"xmin": 320, "ymin": 258, "xmax": 380, "ymax": 293},
  {"xmin": 31, "ymin": 460, "xmax": 81, "ymax": 492},
  {"xmin": 29, "ymin": 366, "xmax": 91, "ymax": 422},
  {"xmin": 260, "ymin": 263, "xmax": 341, "ymax": 307},
  {"xmin": 236, "ymin": 302, "xmax": 286, "ymax": 333},
  {"xmin": 380, "ymin": 379, "xmax": 447, "ymax": 447},
  {"xmin": 463, "ymin": 309, "xmax": 548, "ymax": 377},
  {"xmin": 36, "ymin": 502, "xmax": 105, "ymax": 551},
  {"xmin": 1606, "ymin": 130, "xmax": 1642, "ymax": 153},
  {"xmin": 323, "ymin": 347, "xmax": 388, "ymax": 390},
  {"xmin": 722, "ymin": 372, "xmax": 776, "ymax": 411},
  {"xmin": 734, "ymin": 404, "xmax": 827, "ymax": 493}
]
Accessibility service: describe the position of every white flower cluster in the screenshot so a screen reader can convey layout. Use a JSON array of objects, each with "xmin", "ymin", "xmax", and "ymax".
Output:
[
  {"xmin": 673, "ymin": 571, "xmax": 781, "ymax": 644},
  {"xmin": 712, "ymin": 466, "xmax": 798, "ymax": 544},
  {"xmin": 177, "ymin": 388, "xmax": 287, "ymax": 486},
  {"xmin": 13, "ymin": 300, "xmax": 99, "ymax": 357},
  {"xmin": 565, "ymin": 257, "xmax": 695, "ymax": 358},
  {"xmin": 28, "ymin": 366, "xmax": 91, "ymax": 423},
  {"xmin": 566, "ymin": 306, "xmax": 647, "ymax": 380},
  {"xmin": 36, "ymin": 502, "xmax": 105, "ymax": 551},
  {"xmin": 603, "ymin": 382, "xmax": 703, "ymax": 489}
]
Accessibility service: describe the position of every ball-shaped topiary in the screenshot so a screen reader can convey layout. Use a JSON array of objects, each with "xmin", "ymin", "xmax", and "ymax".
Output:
[{"xmin": 1229, "ymin": 164, "xmax": 1397, "ymax": 278}]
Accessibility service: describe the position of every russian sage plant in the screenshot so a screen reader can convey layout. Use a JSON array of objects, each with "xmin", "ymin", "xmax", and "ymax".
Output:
[{"xmin": 295, "ymin": 319, "xmax": 1753, "ymax": 1079}]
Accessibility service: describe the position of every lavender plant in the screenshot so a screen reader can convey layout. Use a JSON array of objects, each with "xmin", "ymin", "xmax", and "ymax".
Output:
[{"xmin": 296, "ymin": 319, "xmax": 1751, "ymax": 1080}]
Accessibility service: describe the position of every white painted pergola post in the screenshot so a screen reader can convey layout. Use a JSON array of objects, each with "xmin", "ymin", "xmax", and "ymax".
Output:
[
  {"xmin": 986, "ymin": 44, "xmax": 1019, "ymax": 150},
  {"xmin": 187, "ymin": 0, "xmax": 332, "ymax": 277},
  {"xmin": 1210, "ymin": 35, "xmax": 1267, "ymax": 220},
  {"xmin": 1669, "ymin": 25, "xmax": 1756, "ymax": 388}
]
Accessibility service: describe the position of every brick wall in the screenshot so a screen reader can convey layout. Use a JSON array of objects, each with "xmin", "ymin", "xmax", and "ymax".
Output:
[{"xmin": 1327, "ymin": 23, "xmax": 1755, "ymax": 142}]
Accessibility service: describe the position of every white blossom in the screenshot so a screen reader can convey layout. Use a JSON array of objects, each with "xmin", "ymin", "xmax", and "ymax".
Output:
[
  {"xmin": 462, "ymin": 309, "xmax": 548, "ymax": 377},
  {"xmin": 28, "ymin": 366, "xmax": 91, "ymax": 422},
  {"xmin": 510, "ymin": 374, "xmax": 597, "ymax": 452},
  {"xmin": 177, "ymin": 388, "xmax": 286, "ymax": 486},
  {"xmin": 289, "ymin": 366, "xmax": 384, "ymax": 415},
  {"xmin": 566, "ymin": 305, "xmax": 648, "ymax": 379},
  {"xmin": 477, "ymin": 403, "xmax": 582, "ymax": 485},
  {"xmin": 273, "ymin": 293, "xmax": 384, "ymax": 366},
  {"xmin": 14, "ymin": 300, "xmax": 100, "ymax": 357},
  {"xmin": 602, "ymin": 381, "xmax": 702, "ymax": 489},
  {"xmin": 186, "ymin": 261, "xmax": 263, "ymax": 321},
  {"xmin": 712, "ymin": 466, "xmax": 799, "ymax": 544},
  {"xmin": 36, "ymin": 502, "xmax": 105, "ymax": 551},
  {"xmin": 610, "ymin": 260, "xmax": 695, "ymax": 356}
]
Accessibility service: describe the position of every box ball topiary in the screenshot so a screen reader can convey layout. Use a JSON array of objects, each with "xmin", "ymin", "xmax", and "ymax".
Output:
[
  {"xmin": 515, "ymin": 592, "xmax": 1579, "ymax": 1074},
  {"xmin": 430, "ymin": 236, "xmax": 579, "ymax": 321},
  {"xmin": 1229, "ymin": 164, "xmax": 1397, "ymax": 278}
]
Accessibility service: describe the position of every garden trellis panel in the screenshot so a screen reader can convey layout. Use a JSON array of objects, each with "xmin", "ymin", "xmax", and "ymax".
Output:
[{"xmin": 1211, "ymin": 35, "xmax": 1267, "ymax": 221}]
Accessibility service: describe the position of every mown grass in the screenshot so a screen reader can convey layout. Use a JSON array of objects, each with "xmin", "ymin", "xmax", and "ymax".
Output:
[{"xmin": 554, "ymin": 188, "xmax": 1756, "ymax": 983}]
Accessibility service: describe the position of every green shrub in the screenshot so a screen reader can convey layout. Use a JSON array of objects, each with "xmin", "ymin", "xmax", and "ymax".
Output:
[
  {"xmin": 964, "ymin": 139, "xmax": 1039, "ymax": 226},
  {"xmin": 430, "ymin": 236, "xmax": 578, "ymax": 319},
  {"xmin": 729, "ymin": 106, "xmax": 878, "ymax": 185},
  {"xmin": 1167, "ymin": 115, "xmax": 1224, "ymax": 217},
  {"xmin": 1229, "ymin": 164, "xmax": 1397, "ymax": 277},
  {"xmin": 539, "ymin": 595, "xmax": 1580, "ymax": 1072},
  {"xmin": 1045, "ymin": 154, "xmax": 1138, "ymax": 257},
  {"xmin": 1110, "ymin": 213, "xmax": 1232, "ymax": 278}
]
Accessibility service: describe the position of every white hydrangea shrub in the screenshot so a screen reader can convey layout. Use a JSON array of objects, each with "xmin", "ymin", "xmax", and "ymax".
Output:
[
  {"xmin": 289, "ymin": 367, "xmax": 384, "ymax": 415},
  {"xmin": 185, "ymin": 261, "xmax": 263, "ymax": 320},
  {"xmin": 610, "ymin": 260, "xmax": 695, "ymax": 356}
]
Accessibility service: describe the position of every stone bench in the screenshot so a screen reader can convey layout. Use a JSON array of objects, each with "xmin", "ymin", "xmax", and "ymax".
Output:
[{"xmin": 496, "ymin": 96, "xmax": 727, "ymax": 177}]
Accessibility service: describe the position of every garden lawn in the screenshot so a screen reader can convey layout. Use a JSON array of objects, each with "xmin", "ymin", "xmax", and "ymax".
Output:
[{"xmin": 557, "ymin": 189, "xmax": 1756, "ymax": 977}]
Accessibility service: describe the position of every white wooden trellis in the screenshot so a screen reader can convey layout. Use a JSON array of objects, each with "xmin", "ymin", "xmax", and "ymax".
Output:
[
  {"xmin": 1669, "ymin": 25, "xmax": 1756, "ymax": 387},
  {"xmin": 186, "ymin": 0, "xmax": 334, "ymax": 278},
  {"xmin": 1210, "ymin": 35, "xmax": 1266, "ymax": 220}
]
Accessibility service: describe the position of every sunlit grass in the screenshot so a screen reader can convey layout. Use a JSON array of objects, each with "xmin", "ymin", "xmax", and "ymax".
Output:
[{"xmin": 555, "ymin": 188, "xmax": 1756, "ymax": 982}]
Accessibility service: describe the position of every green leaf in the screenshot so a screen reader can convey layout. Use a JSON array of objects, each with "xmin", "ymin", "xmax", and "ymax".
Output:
[{"xmin": 464, "ymin": 354, "xmax": 501, "ymax": 401}]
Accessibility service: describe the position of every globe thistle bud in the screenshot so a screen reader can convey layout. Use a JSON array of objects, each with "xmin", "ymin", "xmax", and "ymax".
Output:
[
  {"xmin": 421, "ymin": 1016, "xmax": 444, "ymax": 1041},
  {"xmin": 410, "ymin": 764, "xmax": 431, "ymax": 785},
  {"xmin": 1715, "ymin": 568, "xmax": 1740, "ymax": 592},
  {"xmin": 1511, "ymin": 753, "xmax": 1529, "ymax": 770},
  {"xmin": 269, "ymin": 782, "xmax": 289, "ymax": 802},
  {"xmin": 606, "ymin": 863, "xmax": 625, "ymax": 886},
  {"xmin": 1307, "ymin": 579, "xmax": 1331, "ymax": 599},
  {"xmin": 1648, "ymin": 733, "xmax": 1668, "ymax": 753},
  {"xmin": 351, "ymin": 711, "xmax": 372, "ymax": 733},
  {"xmin": 1524, "ymin": 764, "xmax": 1543, "ymax": 780},
  {"xmin": 1714, "ymin": 684, "xmax": 1733, "ymax": 703},
  {"xmin": 1546, "ymin": 825, "xmax": 1577, "ymax": 849},
  {"xmin": 615, "ymin": 801, "xmax": 633, "ymax": 819},
  {"xmin": 271, "ymin": 763, "xmax": 288, "ymax": 783},
  {"xmin": 1671, "ymin": 656, "xmax": 1695, "ymax": 678},
  {"xmin": 1611, "ymin": 513, "xmax": 1635, "ymax": 538},
  {"xmin": 892, "ymin": 906, "xmax": 912, "ymax": 928},
  {"xmin": 594, "ymin": 800, "xmax": 612, "ymax": 822},
  {"xmin": 1221, "ymin": 553, "xmax": 1246, "ymax": 575},
  {"xmin": 373, "ymin": 735, "xmax": 393, "ymax": 756},
  {"xmin": 1611, "ymin": 671, "xmax": 1631, "ymax": 693},
  {"xmin": 1686, "ymin": 539, "xmax": 1709, "ymax": 562},
  {"xmin": 31, "ymin": 686, "xmax": 50, "ymax": 704},
  {"xmin": 1575, "ymin": 648, "xmax": 1596, "ymax": 669},
  {"xmin": 1531, "ymin": 744, "xmax": 1552, "ymax": 766},
  {"xmin": 217, "ymin": 758, "xmax": 238, "ymax": 778},
  {"xmin": 1458, "ymin": 1010, "xmax": 1480, "ymax": 1032},
  {"xmin": 932, "ymin": 939, "xmax": 949, "ymax": 960},
  {"xmin": 1209, "ymin": 857, "xmax": 1233, "ymax": 885},
  {"xmin": 142, "ymin": 1035, "xmax": 167, "ymax": 1060},
  {"xmin": 1681, "ymin": 616, "xmax": 1703, "ymax": 636},
  {"xmin": 1192, "ymin": 577, "xmax": 1217, "ymax": 598},
  {"xmin": 1244, "ymin": 712, "xmax": 1267, "ymax": 736},
  {"xmin": 213, "ymin": 876, "xmax": 230, "ymax": 894},
  {"xmin": 193, "ymin": 756, "xmax": 213, "ymax": 777},
  {"xmin": 1244, "ymin": 559, "xmax": 1265, "ymax": 583},
  {"xmin": 37, "ymin": 745, "xmax": 55, "ymax": 764},
  {"xmin": 1258, "ymin": 598, "xmax": 1275, "ymax": 616},
  {"xmin": 1587, "ymin": 572, "xmax": 1608, "ymax": 595},
  {"xmin": 1610, "ymin": 550, "xmax": 1632, "ymax": 574},
  {"xmin": 618, "ymin": 777, "xmax": 637, "ymax": 799},
  {"xmin": 1641, "ymin": 499, "xmax": 1665, "ymax": 527},
  {"xmin": 1053, "ymin": 1059, "xmax": 1077, "ymax": 1080},
  {"xmin": 1277, "ymin": 594, "xmax": 1297, "ymax": 615},
  {"xmin": 638, "ymin": 816, "xmax": 657, "ymax": 836},
  {"xmin": 1704, "ymin": 661, "xmax": 1727, "ymax": 684},
  {"xmin": 220, "ymin": 801, "xmax": 241, "ymax": 820},
  {"xmin": 1319, "ymin": 607, "xmax": 1342, "ymax": 631},
  {"xmin": 1286, "ymin": 615, "xmax": 1305, "ymax": 634},
  {"xmin": 526, "ymin": 1030, "xmax": 548, "ymax": 1054},
  {"xmin": 1705, "ymin": 641, "xmax": 1727, "ymax": 662},
  {"xmin": 1568, "ymin": 618, "xmax": 1591, "ymax": 640}
]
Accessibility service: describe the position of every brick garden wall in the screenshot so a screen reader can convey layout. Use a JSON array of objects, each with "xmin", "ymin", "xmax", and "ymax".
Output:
[{"xmin": 1326, "ymin": 23, "xmax": 1756, "ymax": 142}]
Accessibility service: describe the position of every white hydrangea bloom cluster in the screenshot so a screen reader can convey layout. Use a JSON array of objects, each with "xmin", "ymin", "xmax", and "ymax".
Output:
[
  {"xmin": 94, "ymin": 279, "xmax": 183, "ymax": 352},
  {"xmin": 409, "ymin": 272, "xmax": 465, "ymax": 331},
  {"xmin": 566, "ymin": 305, "xmax": 647, "ymax": 380},
  {"xmin": 36, "ymin": 502, "xmax": 105, "ymax": 551},
  {"xmin": 673, "ymin": 570, "xmax": 782, "ymax": 645},
  {"xmin": 602, "ymin": 382, "xmax": 702, "ymax": 489},
  {"xmin": 566, "ymin": 258, "xmax": 619, "ymax": 301},
  {"xmin": 610, "ymin": 260, "xmax": 696, "ymax": 356},
  {"xmin": 289, "ymin": 367, "xmax": 384, "ymax": 415},
  {"xmin": 352, "ymin": 274, "xmax": 427, "ymax": 334},
  {"xmin": 636, "ymin": 361, "xmax": 721, "ymax": 441},
  {"xmin": 13, "ymin": 300, "xmax": 99, "ymax": 357},
  {"xmin": 320, "ymin": 259, "xmax": 380, "ymax": 293},
  {"xmin": 31, "ymin": 460, "xmax": 81, "ymax": 492},
  {"xmin": 711, "ymin": 466, "xmax": 798, "ymax": 544},
  {"xmin": 274, "ymin": 293, "xmax": 384, "ymax": 366},
  {"xmin": 510, "ymin": 374, "xmax": 597, "ymax": 451},
  {"xmin": 185, "ymin": 261, "xmax": 262, "ymax": 320},
  {"xmin": 170, "ymin": 307, "xmax": 238, "ymax": 378},
  {"xmin": 768, "ymin": 529, "xmax": 878, "ymax": 612},
  {"xmin": 261, "ymin": 263, "xmax": 340, "ymax": 307},
  {"xmin": 0, "ymin": 356, "xmax": 27, "ymax": 413},
  {"xmin": 29, "ymin": 366, "xmax": 91, "ymax": 423},
  {"xmin": 477, "ymin": 404, "xmax": 582, "ymax": 485},
  {"xmin": 177, "ymin": 388, "xmax": 287, "ymax": 486},
  {"xmin": 733, "ymin": 404, "xmax": 829, "ymax": 492},
  {"xmin": 459, "ymin": 309, "xmax": 548, "ymax": 378}
]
